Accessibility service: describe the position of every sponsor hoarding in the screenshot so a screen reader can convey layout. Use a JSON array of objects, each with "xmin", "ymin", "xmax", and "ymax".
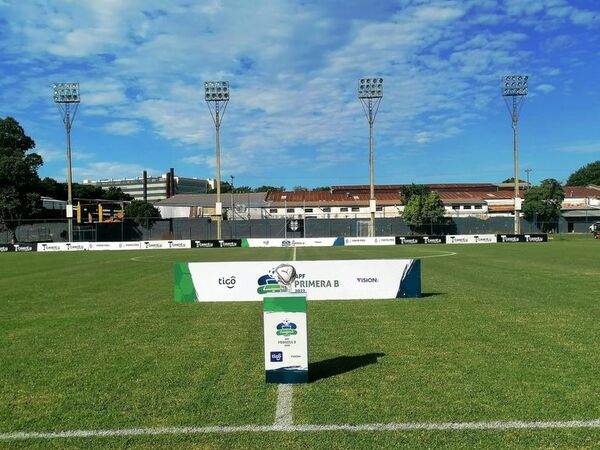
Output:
[
  {"xmin": 497, "ymin": 234, "xmax": 548, "ymax": 243},
  {"xmin": 263, "ymin": 294, "xmax": 308, "ymax": 384},
  {"xmin": 344, "ymin": 237, "xmax": 396, "ymax": 246},
  {"xmin": 0, "ymin": 244, "xmax": 14, "ymax": 252},
  {"xmin": 446, "ymin": 234, "xmax": 496, "ymax": 244},
  {"xmin": 37, "ymin": 242, "xmax": 90, "ymax": 252},
  {"xmin": 396, "ymin": 235, "xmax": 447, "ymax": 245},
  {"xmin": 243, "ymin": 238, "xmax": 337, "ymax": 248},
  {"xmin": 174, "ymin": 258, "xmax": 421, "ymax": 302},
  {"xmin": 140, "ymin": 240, "xmax": 191, "ymax": 250},
  {"xmin": 193, "ymin": 239, "xmax": 242, "ymax": 248}
]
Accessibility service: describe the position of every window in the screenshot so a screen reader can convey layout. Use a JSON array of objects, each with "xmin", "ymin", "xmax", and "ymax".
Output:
[
  {"xmin": 305, "ymin": 208, "xmax": 313, "ymax": 213},
  {"xmin": 376, "ymin": 206, "xmax": 383, "ymax": 211},
  {"xmin": 286, "ymin": 208, "xmax": 294, "ymax": 213},
  {"xmin": 340, "ymin": 207, "xmax": 348, "ymax": 212},
  {"xmin": 464, "ymin": 205, "xmax": 472, "ymax": 210},
  {"xmin": 351, "ymin": 207, "xmax": 359, "ymax": 212},
  {"xmin": 474, "ymin": 205, "xmax": 483, "ymax": 210},
  {"xmin": 269, "ymin": 208, "xmax": 277, "ymax": 213},
  {"xmin": 452, "ymin": 205, "xmax": 459, "ymax": 210},
  {"xmin": 322, "ymin": 207, "xmax": 331, "ymax": 213}
]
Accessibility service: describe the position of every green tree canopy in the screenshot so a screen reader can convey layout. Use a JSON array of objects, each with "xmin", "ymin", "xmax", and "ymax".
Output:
[
  {"xmin": 400, "ymin": 184, "xmax": 430, "ymax": 203},
  {"xmin": 293, "ymin": 185, "xmax": 308, "ymax": 192},
  {"xmin": 0, "ymin": 117, "xmax": 42, "ymax": 243},
  {"xmin": 254, "ymin": 185, "xmax": 285, "ymax": 192},
  {"xmin": 311, "ymin": 186, "xmax": 330, "ymax": 191},
  {"xmin": 232, "ymin": 185, "xmax": 253, "ymax": 193},
  {"xmin": 566, "ymin": 160, "xmax": 600, "ymax": 186},
  {"xmin": 522, "ymin": 178, "xmax": 565, "ymax": 231},
  {"xmin": 124, "ymin": 200, "xmax": 161, "ymax": 228},
  {"xmin": 402, "ymin": 191, "xmax": 446, "ymax": 231}
]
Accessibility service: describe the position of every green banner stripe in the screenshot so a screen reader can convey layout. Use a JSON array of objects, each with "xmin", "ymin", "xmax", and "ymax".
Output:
[
  {"xmin": 174, "ymin": 263, "xmax": 197, "ymax": 302},
  {"xmin": 263, "ymin": 295, "xmax": 307, "ymax": 312}
]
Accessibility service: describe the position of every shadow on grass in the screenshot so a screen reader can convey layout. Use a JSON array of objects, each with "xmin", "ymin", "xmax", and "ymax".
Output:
[
  {"xmin": 309, "ymin": 353, "xmax": 385, "ymax": 382},
  {"xmin": 420, "ymin": 292, "xmax": 445, "ymax": 298}
]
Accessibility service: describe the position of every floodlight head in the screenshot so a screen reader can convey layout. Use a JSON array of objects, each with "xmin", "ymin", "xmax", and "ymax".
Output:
[
  {"xmin": 358, "ymin": 77, "xmax": 383, "ymax": 99},
  {"xmin": 204, "ymin": 81, "xmax": 230, "ymax": 101},
  {"xmin": 53, "ymin": 83, "xmax": 80, "ymax": 103},
  {"xmin": 503, "ymin": 75, "xmax": 528, "ymax": 96}
]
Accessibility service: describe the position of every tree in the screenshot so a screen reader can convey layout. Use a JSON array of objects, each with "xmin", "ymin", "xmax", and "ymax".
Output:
[
  {"xmin": 103, "ymin": 186, "xmax": 133, "ymax": 201},
  {"xmin": 311, "ymin": 186, "xmax": 330, "ymax": 191},
  {"xmin": 208, "ymin": 181, "xmax": 232, "ymax": 194},
  {"xmin": 400, "ymin": 184, "xmax": 430, "ymax": 202},
  {"xmin": 0, "ymin": 117, "xmax": 42, "ymax": 243},
  {"xmin": 124, "ymin": 200, "xmax": 161, "ymax": 228},
  {"xmin": 254, "ymin": 185, "xmax": 285, "ymax": 192},
  {"xmin": 233, "ymin": 185, "xmax": 253, "ymax": 193},
  {"xmin": 293, "ymin": 185, "xmax": 308, "ymax": 192},
  {"xmin": 402, "ymin": 191, "xmax": 446, "ymax": 233},
  {"xmin": 566, "ymin": 160, "xmax": 600, "ymax": 186},
  {"xmin": 502, "ymin": 177, "xmax": 515, "ymax": 183},
  {"xmin": 522, "ymin": 178, "xmax": 565, "ymax": 232}
]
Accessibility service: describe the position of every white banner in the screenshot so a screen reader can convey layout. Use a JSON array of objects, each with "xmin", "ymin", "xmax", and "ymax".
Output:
[
  {"xmin": 244, "ymin": 238, "xmax": 337, "ymax": 248},
  {"xmin": 140, "ymin": 240, "xmax": 192, "ymax": 250},
  {"xmin": 446, "ymin": 234, "xmax": 497, "ymax": 244},
  {"xmin": 176, "ymin": 259, "xmax": 421, "ymax": 302},
  {"xmin": 344, "ymin": 237, "xmax": 396, "ymax": 246},
  {"xmin": 37, "ymin": 242, "xmax": 90, "ymax": 252}
]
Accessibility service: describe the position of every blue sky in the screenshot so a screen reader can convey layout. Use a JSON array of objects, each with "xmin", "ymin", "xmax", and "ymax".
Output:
[{"xmin": 1, "ymin": 0, "xmax": 599, "ymax": 189}]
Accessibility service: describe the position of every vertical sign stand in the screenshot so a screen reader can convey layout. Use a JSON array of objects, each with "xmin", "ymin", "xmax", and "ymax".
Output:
[{"xmin": 263, "ymin": 293, "xmax": 308, "ymax": 384}]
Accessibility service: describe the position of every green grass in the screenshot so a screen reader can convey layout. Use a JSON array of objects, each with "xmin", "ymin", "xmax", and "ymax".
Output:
[{"xmin": 1, "ymin": 241, "xmax": 599, "ymax": 448}]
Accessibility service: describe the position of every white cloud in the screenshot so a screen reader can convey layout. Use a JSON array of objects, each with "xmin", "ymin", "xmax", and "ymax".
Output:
[
  {"xmin": 104, "ymin": 120, "xmax": 141, "ymax": 135},
  {"xmin": 72, "ymin": 161, "xmax": 161, "ymax": 181},
  {"xmin": 536, "ymin": 83, "xmax": 555, "ymax": 93}
]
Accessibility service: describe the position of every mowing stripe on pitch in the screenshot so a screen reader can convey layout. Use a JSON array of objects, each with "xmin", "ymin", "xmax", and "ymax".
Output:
[{"xmin": 2, "ymin": 419, "xmax": 599, "ymax": 440}]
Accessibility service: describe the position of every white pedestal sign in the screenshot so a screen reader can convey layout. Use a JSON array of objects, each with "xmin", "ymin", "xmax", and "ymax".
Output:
[{"xmin": 263, "ymin": 293, "xmax": 308, "ymax": 384}]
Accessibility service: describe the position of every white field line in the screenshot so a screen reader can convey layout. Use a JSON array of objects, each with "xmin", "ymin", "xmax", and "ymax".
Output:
[
  {"xmin": 129, "ymin": 255, "xmax": 158, "ymax": 262},
  {"xmin": 274, "ymin": 384, "xmax": 294, "ymax": 427},
  {"xmin": 2, "ymin": 419, "xmax": 599, "ymax": 440}
]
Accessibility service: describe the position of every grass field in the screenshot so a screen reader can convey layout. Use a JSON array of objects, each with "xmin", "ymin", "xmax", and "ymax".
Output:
[{"xmin": 1, "ymin": 237, "xmax": 599, "ymax": 448}]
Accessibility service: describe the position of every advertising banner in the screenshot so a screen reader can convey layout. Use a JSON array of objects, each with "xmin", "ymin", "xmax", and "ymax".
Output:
[
  {"xmin": 140, "ymin": 240, "xmax": 191, "ymax": 250},
  {"xmin": 37, "ymin": 242, "xmax": 90, "ymax": 252},
  {"xmin": 174, "ymin": 258, "xmax": 421, "ymax": 302},
  {"xmin": 344, "ymin": 237, "xmax": 396, "ymax": 246},
  {"xmin": 243, "ymin": 238, "xmax": 337, "ymax": 248},
  {"xmin": 263, "ymin": 294, "xmax": 308, "ymax": 384},
  {"xmin": 497, "ymin": 234, "xmax": 548, "ymax": 243},
  {"xmin": 193, "ymin": 239, "xmax": 242, "ymax": 248},
  {"xmin": 396, "ymin": 235, "xmax": 447, "ymax": 245},
  {"xmin": 14, "ymin": 243, "xmax": 37, "ymax": 252},
  {"xmin": 446, "ymin": 234, "xmax": 497, "ymax": 244},
  {"xmin": 0, "ymin": 244, "xmax": 14, "ymax": 252}
]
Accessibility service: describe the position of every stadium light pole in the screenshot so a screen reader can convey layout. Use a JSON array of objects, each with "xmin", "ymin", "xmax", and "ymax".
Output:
[
  {"xmin": 358, "ymin": 77, "xmax": 383, "ymax": 237},
  {"xmin": 204, "ymin": 81, "xmax": 230, "ymax": 240},
  {"xmin": 53, "ymin": 83, "xmax": 80, "ymax": 242},
  {"xmin": 503, "ymin": 75, "xmax": 528, "ymax": 234},
  {"xmin": 230, "ymin": 175, "xmax": 235, "ymax": 221}
]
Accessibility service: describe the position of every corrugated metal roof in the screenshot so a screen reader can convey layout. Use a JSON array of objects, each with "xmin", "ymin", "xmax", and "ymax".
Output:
[{"xmin": 156, "ymin": 193, "xmax": 269, "ymax": 207}]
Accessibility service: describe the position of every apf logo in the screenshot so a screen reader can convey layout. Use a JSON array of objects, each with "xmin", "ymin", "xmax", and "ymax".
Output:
[
  {"xmin": 276, "ymin": 320, "xmax": 298, "ymax": 336},
  {"xmin": 257, "ymin": 264, "xmax": 297, "ymax": 294},
  {"xmin": 219, "ymin": 276, "xmax": 236, "ymax": 289}
]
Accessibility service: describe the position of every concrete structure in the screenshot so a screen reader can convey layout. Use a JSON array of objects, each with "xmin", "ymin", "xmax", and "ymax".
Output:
[
  {"xmin": 83, "ymin": 173, "xmax": 209, "ymax": 202},
  {"xmin": 156, "ymin": 193, "xmax": 270, "ymax": 219}
]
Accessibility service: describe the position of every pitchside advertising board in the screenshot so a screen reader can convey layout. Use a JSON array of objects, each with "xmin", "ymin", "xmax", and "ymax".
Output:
[
  {"xmin": 263, "ymin": 294, "xmax": 308, "ymax": 383},
  {"xmin": 192, "ymin": 240, "xmax": 242, "ymax": 248},
  {"xmin": 396, "ymin": 235, "xmax": 446, "ymax": 245},
  {"xmin": 344, "ymin": 237, "xmax": 396, "ymax": 246},
  {"xmin": 174, "ymin": 259, "xmax": 421, "ymax": 302},
  {"xmin": 497, "ymin": 234, "xmax": 548, "ymax": 243},
  {"xmin": 446, "ymin": 234, "xmax": 497, "ymax": 244},
  {"xmin": 243, "ymin": 238, "xmax": 337, "ymax": 248}
]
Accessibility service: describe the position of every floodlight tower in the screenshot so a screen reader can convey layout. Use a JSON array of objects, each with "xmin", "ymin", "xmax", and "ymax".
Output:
[
  {"xmin": 204, "ymin": 81, "xmax": 230, "ymax": 239},
  {"xmin": 503, "ymin": 75, "xmax": 528, "ymax": 234},
  {"xmin": 358, "ymin": 77, "xmax": 383, "ymax": 237},
  {"xmin": 53, "ymin": 83, "xmax": 80, "ymax": 242}
]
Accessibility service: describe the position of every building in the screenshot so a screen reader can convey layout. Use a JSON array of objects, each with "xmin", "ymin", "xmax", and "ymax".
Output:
[
  {"xmin": 156, "ymin": 193, "xmax": 270, "ymax": 219},
  {"xmin": 82, "ymin": 170, "xmax": 209, "ymax": 202}
]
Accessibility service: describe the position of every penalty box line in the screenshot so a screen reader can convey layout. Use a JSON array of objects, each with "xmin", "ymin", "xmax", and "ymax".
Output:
[{"xmin": 1, "ymin": 419, "xmax": 599, "ymax": 441}]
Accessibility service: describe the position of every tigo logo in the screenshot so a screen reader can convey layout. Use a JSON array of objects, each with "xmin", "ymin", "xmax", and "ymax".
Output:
[{"xmin": 270, "ymin": 351, "xmax": 283, "ymax": 362}]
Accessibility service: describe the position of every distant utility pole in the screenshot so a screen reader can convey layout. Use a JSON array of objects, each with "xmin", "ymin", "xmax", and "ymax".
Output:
[
  {"xmin": 230, "ymin": 175, "xmax": 235, "ymax": 221},
  {"xmin": 358, "ymin": 77, "xmax": 383, "ymax": 237},
  {"xmin": 502, "ymin": 75, "xmax": 528, "ymax": 234},
  {"xmin": 525, "ymin": 168, "xmax": 533, "ymax": 190},
  {"xmin": 53, "ymin": 83, "xmax": 80, "ymax": 242}
]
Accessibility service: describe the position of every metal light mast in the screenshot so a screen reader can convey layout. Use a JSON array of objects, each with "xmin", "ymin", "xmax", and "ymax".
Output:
[
  {"xmin": 358, "ymin": 77, "xmax": 383, "ymax": 237},
  {"xmin": 204, "ymin": 81, "xmax": 230, "ymax": 240},
  {"xmin": 53, "ymin": 83, "xmax": 80, "ymax": 242},
  {"xmin": 503, "ymin": 75, "xmax": 528, "ymax": 234}
]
